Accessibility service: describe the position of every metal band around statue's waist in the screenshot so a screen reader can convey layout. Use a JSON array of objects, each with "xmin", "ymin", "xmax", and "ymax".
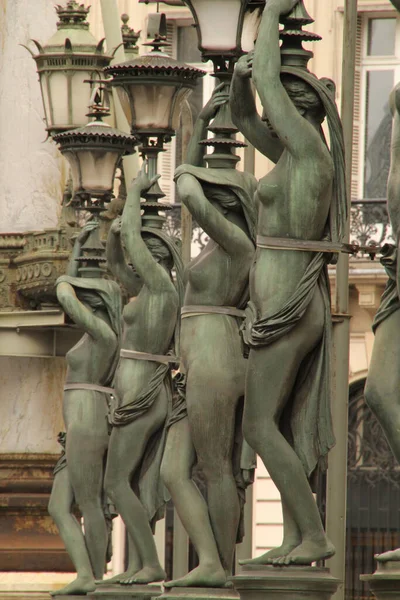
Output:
[
  {"xmin": 64, "ymin": 383, "xmax": 116, "ymax": 395},
  {"xmin": 256, "ymin": 235, "xmax": 343, "ymax": 254},
  {"xmin": 120, "ymin": 349, "xmax": 178, "ymax": 365},
  {"xmin": 181, "ymin": 305, "xmax": 246, "ymax": 319}
]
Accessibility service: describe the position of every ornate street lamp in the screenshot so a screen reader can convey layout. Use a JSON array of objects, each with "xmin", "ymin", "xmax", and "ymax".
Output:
[
  {"xmin": 53, "ymin": 87, "xmax": 136, "ymax": 211},
  {"xmin": 52, "ymin": 88, "xmax": 136, "ymax": 276},
  {"xmin": 104, "ymin": 15, "xmax": 204, "ymax": 211},
  {"xmin": 22, "ymin": 1, "xmax": 116, "ymax": 136}
]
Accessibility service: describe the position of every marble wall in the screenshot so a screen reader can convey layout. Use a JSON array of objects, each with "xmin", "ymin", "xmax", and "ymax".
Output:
[
  {"xmin": 0, "ymin": 357, "xmax": 65, "ymax": 454},
  {"xmin": 0, "ymin": 0, "xmax": 66, "ymax": 233}
]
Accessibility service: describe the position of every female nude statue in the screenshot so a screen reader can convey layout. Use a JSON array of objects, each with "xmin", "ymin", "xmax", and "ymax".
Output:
[
  {"xmin": 160, "ymin": 85, "xmax": 258, "ymax": 587},
  {"xmin": 364, "ymin": 82, "xmax": 400, "ymax": 563},
  {"xmin": 231, "ymin": 0, "xmax": 347, "ymax": 566},
  {"xmin": 49, "ymin": 222, "xmax": 122, "ymax": 595},
  {"xmin": 102, "ymin": 166, "xmax": 183, "ymax": 585}
]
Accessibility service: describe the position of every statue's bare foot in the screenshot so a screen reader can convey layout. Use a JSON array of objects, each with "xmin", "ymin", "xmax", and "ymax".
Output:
[
  {"xmin": 282, "ymin": 539, "xmax": 335, "ymax": 565},
  {"xmin": 126, "ymin": 566, "xmax": 166, "ymax": 585},
  {"xmin": 164, "ymin": 565, "xmax": 226, "ymax": 588},
  {"xmin": 95, "ymin": 572, "xmax": 133, "ymax": 586},
  {"xmin": 376, "ymin": 549, "xmax": 400, "ymax": 562},
  {"xmin": 239, "ymin": 542, "xmax": 301, "ymax": 566},
  {"xmin": 50, "ymin": 576, "xmax": 96, "ymax": 596}
]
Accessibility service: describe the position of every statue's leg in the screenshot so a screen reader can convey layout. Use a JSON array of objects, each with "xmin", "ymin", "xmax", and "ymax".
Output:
[
  {"xmin": 103, "ymin": 387, "xmax": 168, "ymax": 584},
  {"xmin": 161, "ymin": 417, "xmax": 226, "ymax": 588},
  {"xmin": 186, "ymin": 363, "xmax": 241, "ymax": 574},
  {"xmin": 242, "ymin": 289, "xmax": 334, "ymax": 566},
  {"xmin": 66, "ymin": 418, "xmax": 109, "ymax": 579},
  {"xmin": 365, "ymin": 309, "xmax": 400, "ymax": 562},
  {"xmin": 48, "ymin": 467, "xmax": 96, "ymax": 596}
]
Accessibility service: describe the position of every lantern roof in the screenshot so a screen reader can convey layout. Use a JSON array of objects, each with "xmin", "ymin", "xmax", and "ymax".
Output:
[
  {"xmin": 53, "ymin": 120, "xmax": 137, "ymax": 150},
  {"xmin": 105, "ymin": 51, "xmax": 205, "ymax": 80},
  {"xmin": 29, "ymin": 1, "xmax": 111, "ymax": 56}
]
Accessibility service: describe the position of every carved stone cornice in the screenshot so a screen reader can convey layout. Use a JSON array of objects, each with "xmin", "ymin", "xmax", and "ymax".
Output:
[{"xmin": 0, "ymin": 228, "xmax": 71, "ymax": 311}]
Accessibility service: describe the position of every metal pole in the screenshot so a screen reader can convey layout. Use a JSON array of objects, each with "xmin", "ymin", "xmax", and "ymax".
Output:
[
  {"xmin": 100, "ymin": 0, "xmax": 139, "ymax": 185},
  {"xmin": 326, "ymin": 1, "xmax": 358, "ymax": 599}
]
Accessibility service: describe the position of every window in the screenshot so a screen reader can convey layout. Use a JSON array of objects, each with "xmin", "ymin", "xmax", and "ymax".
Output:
[{"xmin": 359, "ymin": 15, "xmax": 400, "ymax": 200}]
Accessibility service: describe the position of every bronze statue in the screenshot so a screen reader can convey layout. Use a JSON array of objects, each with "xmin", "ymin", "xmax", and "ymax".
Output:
[
  {"xmin": 49, "ymin": 222, "xmax": 122, "ymax": 595},
  {"xmin": 364, "ymin": 82, "xmax": 400, "ymax": 563},
  {"xmin": 101, "ymin": 167, "xmax": 183, "ymax": 585},
  {"xmin": 160, "ymin": 85, "xmax": 258, "ymax": 588},
  {"xmin": 231, "ymin": 0, "xmax": 347, "ymax": 566}
]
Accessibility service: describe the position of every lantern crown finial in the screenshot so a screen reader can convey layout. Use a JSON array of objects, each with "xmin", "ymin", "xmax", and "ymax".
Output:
[
  {"xmin": 55, "ymin": 1, "xmax": 90, "ymax": 30},
  {"xmin": 121, "ymin": 13, "xmax": 141, "ymax": 51}
]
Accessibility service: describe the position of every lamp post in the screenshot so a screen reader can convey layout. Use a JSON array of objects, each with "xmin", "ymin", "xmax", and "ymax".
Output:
[{"xmin": 22, "ymin": 0, "xmax": 117, "ymax": 137}]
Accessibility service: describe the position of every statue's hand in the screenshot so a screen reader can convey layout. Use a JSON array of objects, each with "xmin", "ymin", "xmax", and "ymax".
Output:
[
  {"xmin": 77, "ymin": 220, "xmax": 98, "ymax": 244},
  {"xmin": 234, "ymin": 52, "xmax": 253, "ymax": 80},
  {"xmin": 199, "ymin": 82, "xmax": 230, "ymax": 122},
  {"xmin": 132, "ymin": 162, "xmax": 161, "ymax": 194},
  {"xmin": 110, "ymin": 216, "xmax": 122, "ymax": 236},
  {"xmin": 267, "ymin": 0, "xmax": 299, "ymax": 16}
]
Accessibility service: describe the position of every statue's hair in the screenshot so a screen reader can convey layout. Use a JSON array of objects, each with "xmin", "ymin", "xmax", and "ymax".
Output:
[
  {"xmin": 75, "ymin": 289, "xmax": 106, "ymax": 310},
  {"xmin": 281, "ymin": 66, "xmax": 348, "ymax": 245},
  {"xmin": 281, "ymin": 74, "xmax": 325, "ymax": 123},
  {"xmin": 201, "ymin": 183, "xmax": 241, "ymax": 211},
  {"xmin": 142, "ymin": 233, "xmax": 174, "ymax": 270}
]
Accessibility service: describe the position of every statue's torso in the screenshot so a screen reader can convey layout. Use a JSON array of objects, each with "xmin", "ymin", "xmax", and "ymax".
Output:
[
  {"xmin": 65, "ymin": 318, "xmax": 117, "ymax": 385},
  {"xmin": 252, "ymin": 149, "xmax": 333, "ymax": 315},
  {"xmin": 184, "ymin": 238, "xmax": 253, "ymax": 307},
  {"xmin": 115, "ymin": 284, "xmax": 178, "ymax": 400}
]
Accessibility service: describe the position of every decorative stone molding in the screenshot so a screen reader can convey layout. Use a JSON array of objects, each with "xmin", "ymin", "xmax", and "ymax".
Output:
[{"xmin": 0, "ymin": 229, "xmax": 71, "ymax": 311}]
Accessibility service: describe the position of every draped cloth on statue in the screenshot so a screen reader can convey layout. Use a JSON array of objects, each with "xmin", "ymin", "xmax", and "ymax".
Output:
[
  {"xmin": 241, "ymin": 254, "xmax": 334, "ymax": 478},
  {"xmin": 110, "ymin": 356, "xmax": 173, "ymax": 525},
  {"xmin": 372, "ymin": 244, "xmax": 399, "ymax": 333}
]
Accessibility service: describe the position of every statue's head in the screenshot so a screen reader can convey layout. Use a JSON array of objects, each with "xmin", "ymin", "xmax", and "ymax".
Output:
[
  {"xmin": 281, "ymin": 73, "xmax": 326, "ymax": 123},
  {"xmin": 200, "ymin": 182, "xmax": 242, "ymax": 215},
  {"xmin": 75, "ymin": 289, "xmax": 106, "ymax": 311},
  {"xmin": 142, "ymin": 232, "xmax": 174, "ymax": 271}
]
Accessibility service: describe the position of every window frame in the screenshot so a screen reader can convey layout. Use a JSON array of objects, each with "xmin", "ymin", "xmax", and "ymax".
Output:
[{"xmin": 358, "ymin": 11, "xmax": 400, "ymax": 199}]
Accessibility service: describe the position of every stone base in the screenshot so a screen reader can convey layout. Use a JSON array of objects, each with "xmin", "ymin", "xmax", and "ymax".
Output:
[
  {"xmin": 232, "ymin": 565, "xmax": 340, "ymax": 600},
  {"xmin": 361, "ymin": 560, "xmax": 400, "ymax": 599},
  {"xmin": 159, "ymin": 587, "xmax": 239, "ymax": 600},
  {"xmin": 89, "ymin": 583, "xmax": 163, "ymax": 600}
]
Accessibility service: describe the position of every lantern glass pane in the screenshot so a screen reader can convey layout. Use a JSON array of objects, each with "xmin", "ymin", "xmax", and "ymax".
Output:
[
  {"xmin": 242, "ymin": 7, "xmax": 262, "ymax": 53},
  {"xmin": 171, "ymin": 88, "xmax": 193, "ymax": 130},
  {"xmin": 39, "ymin": 73, "xmax": 52, "ymax": 129},
  {"xmin": 71, "ymin": 71, "xmax": 93, "ymax": 128},
  {"xmin": 190, "ymin": 0, "xmax": 242, "ymax": 51},
  {"xmin": 49, "ymin": 71, "xmax": 69, "ymax": 129},
  {"xmin": 64, "ymin": 150, "xmax": 82, "ymax": 192},
  {"xmin": 116, "ymin": 87, "xmax": 133, "ymax": 125},
  {"xmin": 76, "ymin": 150, "xmax": 120, "ymax": 194},
  {"xmin": 130, "ymin": 84, "xmax": 176, "ymax": 130}
]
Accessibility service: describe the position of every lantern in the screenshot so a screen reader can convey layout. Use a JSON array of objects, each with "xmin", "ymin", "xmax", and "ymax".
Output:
[{"xmin": 23, "ymin": 1, "xmax": 115, "ymax": 136}]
